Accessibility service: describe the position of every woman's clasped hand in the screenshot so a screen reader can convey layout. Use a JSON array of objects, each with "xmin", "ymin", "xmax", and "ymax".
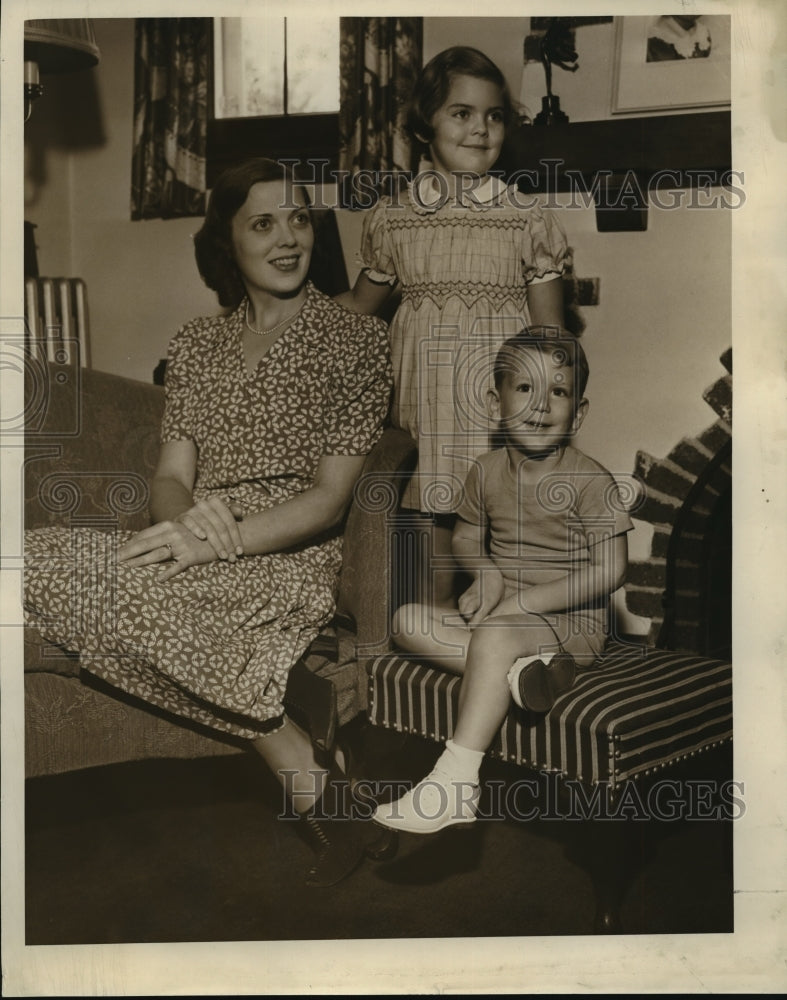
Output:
[{"xmin": 118, "ymin": 495, "xmax": 246, "ymax": 579}]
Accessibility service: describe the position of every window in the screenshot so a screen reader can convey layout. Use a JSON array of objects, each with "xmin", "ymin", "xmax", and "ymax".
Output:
[
  {"xmin": 207, "ymin": 17, "xmax": 341, "ymax": 185},
  {"xmin": 214, "ymin": 17, "xmax": 339, "ymax": 118}
]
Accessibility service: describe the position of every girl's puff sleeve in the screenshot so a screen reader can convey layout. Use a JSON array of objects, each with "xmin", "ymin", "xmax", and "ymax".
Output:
[
  {"xmin": 159, "ymin": 324, "xmax": 196, "ymax": 444},
  {"xmin": 520, "ymin": 203, "xmax": 570, "ymax": 285},
  {"xmin": 359, "ymin": 197, "xmax": 398, "ymax": 285},
  {"xmin": 324, "ymin": 314, "xmax": 393, "ymax": 455}
]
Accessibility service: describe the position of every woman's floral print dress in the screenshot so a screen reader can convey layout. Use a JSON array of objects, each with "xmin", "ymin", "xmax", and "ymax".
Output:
[{"xmin": 24, "ymin": 284, "xmax": 392, "ymax": 738}]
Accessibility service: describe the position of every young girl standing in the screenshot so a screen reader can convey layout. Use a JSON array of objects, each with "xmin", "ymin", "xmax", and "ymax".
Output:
[{"xmin": 337, "ymin": 46, "xmax": 568, "ymax": 603}]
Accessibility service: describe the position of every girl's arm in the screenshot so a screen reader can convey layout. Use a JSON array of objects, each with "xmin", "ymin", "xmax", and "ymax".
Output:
[
  {"xmin": 335, "ymin": 271, "xmax": 397, "ymax": 315},
  {"xmin": 495, "ymin": 533, "xmax": 629, "ymax": 617},
  {"xmin": 525, "ymin": 275, "xmax": 565, "ymax": 329},
  {"xmin": 452, "ymin": 517, "xmax": 505, "ymax": 626}
]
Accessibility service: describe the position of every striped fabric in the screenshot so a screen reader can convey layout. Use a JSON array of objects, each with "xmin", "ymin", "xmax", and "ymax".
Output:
[{"xmin": 366, "ymin": 642, "xmax": 732, "ymax": 789}]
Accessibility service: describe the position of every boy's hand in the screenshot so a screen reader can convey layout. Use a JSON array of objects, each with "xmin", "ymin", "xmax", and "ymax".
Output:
[{"xmin": 458, "ymin": 570, "xmax": 505, "ymax": 627}]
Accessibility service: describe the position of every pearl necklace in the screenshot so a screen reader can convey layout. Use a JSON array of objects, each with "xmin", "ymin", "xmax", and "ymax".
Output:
[{"xmin": 244, "ymin": 299, "xmax": 304, "ymax": 337}]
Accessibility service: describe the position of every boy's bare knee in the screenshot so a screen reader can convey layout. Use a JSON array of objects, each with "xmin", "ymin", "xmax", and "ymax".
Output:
[
  {"xmin": 391, "ymin": 603, "xmax": 411, "ymax": 644},
  {"xmin": 392, "ymin": 602, "xmax": 428, "ymax": 649},
  {"xmin": 468, "ymin": 615, "xmax": 554, "ymax": 663},
  {"xmin": 468, "ymin": 623, "xmax": 518, "ymax": 661}
]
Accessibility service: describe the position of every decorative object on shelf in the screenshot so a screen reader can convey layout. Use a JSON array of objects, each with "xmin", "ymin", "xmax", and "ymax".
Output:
[
  {"xmin": 612, "ymin": 15, "xmax": 731, "ymax": 114},
  {"xmin": 23, "ymin": 19, "xmax": 100, "ymax": 121},
  {"xmin": 528, "ymin": 17, "xmax": 579, "ymax": 126}
]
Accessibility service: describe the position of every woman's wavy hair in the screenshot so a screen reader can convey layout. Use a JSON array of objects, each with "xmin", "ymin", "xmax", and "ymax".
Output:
[
  {"xmin": 193, "ymin": 158, "xmax": 310, "ymax": 309},
  {"xmin": 405, "ymin": 46, "xmax": 515, "ymax": 148}
]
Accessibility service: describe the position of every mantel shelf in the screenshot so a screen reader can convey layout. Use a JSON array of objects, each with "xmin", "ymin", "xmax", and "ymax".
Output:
[
  {"xmin": 508, "ymin": 110, "xmax": 731, "ymax": 177},
  {"xmin": 505, "ymin": 110, "xmax": 732, "ymax": 231}
]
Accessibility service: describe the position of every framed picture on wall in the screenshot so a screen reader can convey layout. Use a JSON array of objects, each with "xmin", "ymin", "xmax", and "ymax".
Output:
[{"xmin": 611, "ymin": 14, "xmax": 731, "ymax": 114}]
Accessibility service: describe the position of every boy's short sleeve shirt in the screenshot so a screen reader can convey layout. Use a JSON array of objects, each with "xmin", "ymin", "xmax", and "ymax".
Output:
[{"xmin": 456, "ymin": 446, "xmax": 634, "ymax": 587}]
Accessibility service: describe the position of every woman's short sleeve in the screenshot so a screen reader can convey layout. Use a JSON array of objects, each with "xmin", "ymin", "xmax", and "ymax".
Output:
[
  {"xmin": 324, "ymin": 315, "xmax": 393, "ymax": 455},
  {"xmin": 159, "ymin": 326, "xmax": 195, "ymax": 444},
  {"xmin": 359, "ymin": 198, "xmax": 398, "ymax": 285},
  {"xmin": 521, "ymin": 203, "xmax": 569, "ymax": 285}
]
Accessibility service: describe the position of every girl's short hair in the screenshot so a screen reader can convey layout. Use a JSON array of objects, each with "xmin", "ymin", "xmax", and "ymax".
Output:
[
  {"xmin": 193, "ymin": 158, "xmax": 309, "ymax": 309},
  {"xmin": 494, "ymin": 328, "xmax": 590, "ymax": 403},
  {"xmin": 406, "ymin": 46, "xmax": 515, "ymax": 146}
]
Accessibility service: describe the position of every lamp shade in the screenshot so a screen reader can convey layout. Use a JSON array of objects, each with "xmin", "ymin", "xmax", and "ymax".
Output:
[{"xmin": 24, "ymin": 19, "xmax": 100, "ymax": 74}]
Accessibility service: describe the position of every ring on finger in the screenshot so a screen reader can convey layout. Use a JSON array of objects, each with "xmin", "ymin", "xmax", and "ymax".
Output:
[
  {"xmin": 226, "ymin": 493, "xmax": 246, "ymax": 516},
  {"xmin": 163, "ymin": 542, "xmax": 173, "ymax": 559}
]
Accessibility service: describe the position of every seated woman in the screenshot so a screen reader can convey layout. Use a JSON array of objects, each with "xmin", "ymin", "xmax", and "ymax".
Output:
[{"xmin": 24, "ymin": 158, "xmax": 393, "ymax": 887}]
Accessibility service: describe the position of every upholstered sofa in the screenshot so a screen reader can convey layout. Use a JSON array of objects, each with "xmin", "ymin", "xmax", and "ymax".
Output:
[{"xmin": 23, "ymin": 360, "xmax": 416, "ymax": 779}]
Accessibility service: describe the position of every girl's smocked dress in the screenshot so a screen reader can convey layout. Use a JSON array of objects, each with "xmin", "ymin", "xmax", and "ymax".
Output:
[
  {"xmin": 24, "ymin": 284, "xmax": 392, "ymax": 739},
  {"xmin": 361, "ymin": 174, "xmax": 568, "ymax": 513}
]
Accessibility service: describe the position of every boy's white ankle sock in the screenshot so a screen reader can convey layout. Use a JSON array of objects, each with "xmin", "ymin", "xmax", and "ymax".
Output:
[{"xmin": 433, "ymin": 739, "xmax": 484, "ymax": 785}]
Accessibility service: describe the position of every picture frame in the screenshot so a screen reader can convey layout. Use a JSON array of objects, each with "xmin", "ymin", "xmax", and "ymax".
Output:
[{"xmin": 611, "ymin": 14, "xmax": 731, "ymax": 114}]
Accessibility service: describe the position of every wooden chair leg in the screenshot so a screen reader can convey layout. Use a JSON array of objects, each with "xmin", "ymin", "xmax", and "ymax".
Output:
[
  {"xmin": 364, "ymin": 826, "xmax": 400, "ymax": 861},
  {"xmin": 583, "ymin": 815, "xmax": 642, "ymax": 934}
]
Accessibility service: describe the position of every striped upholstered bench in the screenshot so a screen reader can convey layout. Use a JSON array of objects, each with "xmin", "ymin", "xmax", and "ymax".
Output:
[{"xmin": 367, "ymin": 641, "xmax": 732, "ymax": 792}]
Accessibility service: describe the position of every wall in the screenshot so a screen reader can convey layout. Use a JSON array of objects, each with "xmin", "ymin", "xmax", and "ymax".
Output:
[
  {"xmin": 416, "ymin": 17, "xmax": 732, "ymax": 633},
  {"xmin": 25, "ymin": 19, "xmax": 217, "ymax": 384},
  {"xmin": 434, "ymin": 16, "xmax": 727, "ymax": 124},
  {"xmin": 23, "ymin": 16, "xmax": 733, "ymax": 633}
]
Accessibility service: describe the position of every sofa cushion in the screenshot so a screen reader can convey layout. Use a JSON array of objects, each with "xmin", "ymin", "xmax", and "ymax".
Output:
[
  {"xmin": 366, "ymin": 641, "xmax": 732, "ymax": 789},
  {"xmin": 24, "ymin": 625, "xmax": 81, "ymax": 677}
]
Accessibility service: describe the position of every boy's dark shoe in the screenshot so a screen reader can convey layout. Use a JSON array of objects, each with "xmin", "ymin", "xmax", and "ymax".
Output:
[{"xmin": 508, "ymin": 652, "xmax": 577, "ymax": 713}]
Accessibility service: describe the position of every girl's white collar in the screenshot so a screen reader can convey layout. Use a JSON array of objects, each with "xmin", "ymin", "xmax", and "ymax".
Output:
[{"xmin": 410, "ymin": 171, "xmax": 508, "ymax": 210}]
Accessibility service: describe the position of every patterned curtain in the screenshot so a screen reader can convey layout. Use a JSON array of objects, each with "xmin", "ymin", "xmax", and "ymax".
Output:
[
  {"xmin": 131, "ymin": 19, "xmax": 208, "ymax": 220},
  {"xmin": 338, "ymin": 18, "xmax": 423, "ymax": 176}
]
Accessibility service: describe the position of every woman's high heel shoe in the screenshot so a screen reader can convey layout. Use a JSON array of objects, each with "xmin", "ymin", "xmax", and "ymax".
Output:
[{"xmin": 298, "ymin": 762, "xmax": 366, "ymax": 888}]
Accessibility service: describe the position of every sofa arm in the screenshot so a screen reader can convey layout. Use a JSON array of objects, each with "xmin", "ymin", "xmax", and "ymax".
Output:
[
  {"xmin": 25, "ymin": 363, "xmax": 165, "ymax": 533},
  {"xmin": 337, "ymin": 427, "xmax": 417, "ymax": 660}
]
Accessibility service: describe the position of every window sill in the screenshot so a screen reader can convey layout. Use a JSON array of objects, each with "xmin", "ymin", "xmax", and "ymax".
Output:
[{"xmin": 207, "ymin": 114, "xmax": 340, "ymax": 188}]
